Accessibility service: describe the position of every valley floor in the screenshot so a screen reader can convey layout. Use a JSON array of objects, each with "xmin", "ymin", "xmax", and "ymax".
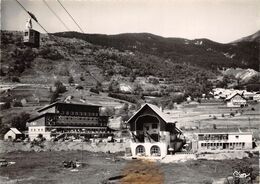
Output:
[{"xmin": 0, "ymin": 151, "xmax": 259, "ymax": 184}]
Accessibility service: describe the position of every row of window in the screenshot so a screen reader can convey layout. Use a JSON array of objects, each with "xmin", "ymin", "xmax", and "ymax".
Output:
[
  {"xmin": 30, "ymin": 128, "xmax": 44, "ymax": 132},
  {"xmin": 198, "ymin": 134, "xmax": 228, "ymax": 141},
  {"xmin": 201, "ymin": 142, "xmax": 245, "ymax": 147},
  {"xmin": 60, "ymin": 116, "xmax": 99, "ymax": 121},
  {"xmin": 136, "ymin": 145, "xmax": 161, "ymax": 156},
  {"xmin": 59, "ymin": 111, "xmax": 99, "ymax": 117}
]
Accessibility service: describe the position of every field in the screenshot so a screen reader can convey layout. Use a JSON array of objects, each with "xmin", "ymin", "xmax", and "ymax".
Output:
[
  {"xmin": 0, "ymin": 151, "xmax": 259, "ymax": 184},
  {"xmin": 165, "ymin": 102, "xmax": 260, "ymax": 139}
]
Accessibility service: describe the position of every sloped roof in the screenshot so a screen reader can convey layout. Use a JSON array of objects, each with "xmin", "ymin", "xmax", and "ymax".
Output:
[
  {"xmin": 127, "ymin": 103, "xmax": 176, "ymax": 124},
  {"xmin": 10, "ymin": 128, "xmax": 22, "ymax": 134},
  {"xmin": 37, "ymin": 101, "xmax": 101, "ymax": 112},
  {"xmin": 225, "ymin": 93, "xmax": 246, "ymax": 101}
]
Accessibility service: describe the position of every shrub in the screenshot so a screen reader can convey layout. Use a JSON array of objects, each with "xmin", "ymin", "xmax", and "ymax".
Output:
[
  {"xmin": 76, "ymin": 85, "xmax": 84, "ymax": 90},
  {"xmin": 68, "ymin": 76, "xmax": 74, "ymax": 84},
  {"xmin": 90, "ymin": 88, "xmax": 99, "ymax": 94},
  {"xmin": 1, "ymin": 102, "xmax": 11, "ymax": 110},
  {"xmin": 13, "ymin": 101, "xmax": 23, "ymax": 107},
  {"xmin": 12, "ymin": 76, "xmax": 20, "ymax": 83}
]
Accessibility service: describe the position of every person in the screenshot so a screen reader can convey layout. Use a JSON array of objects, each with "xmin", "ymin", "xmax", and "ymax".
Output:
[{"xmin": 25, "ymin": 18, "xmax": 32, "ymax": 29}]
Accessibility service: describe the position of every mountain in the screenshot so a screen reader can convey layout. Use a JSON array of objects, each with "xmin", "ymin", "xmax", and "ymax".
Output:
[
  {"xmin": 232, "ymin": 30, "xmax": 260, "ymax": 43},
  {"xmin": 54, "ymin": 31, "xmax": 260, "ymax": 71}
]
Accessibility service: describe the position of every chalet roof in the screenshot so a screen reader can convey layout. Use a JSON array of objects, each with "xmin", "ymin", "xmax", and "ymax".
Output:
[
  {"xmin": 127, "ymin": 103, "xmax": 176, "ymax": 124},
  {"xmin": 10, "ymin": 128, "xmax": 22, "ymax": 134},
  {"xmin": 27, "ymin": 112, "xmax": 54, "ymax": 122},
  {"xmin": 37, "ymin": 101, "xmax": 101, "ymax": 113},
  {"xmin": 225, "ymin": 93, "xmax": 246, "ymax": 101}
]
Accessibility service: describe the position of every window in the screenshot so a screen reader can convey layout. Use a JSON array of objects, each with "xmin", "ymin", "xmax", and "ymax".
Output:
[
  {"xmin": 136, "ymin": 145, "xmax": 145, "ymax": 155},
  {"xmin": 150, "ymin": 146, "xmax": 160, "ymax": 156},
  {"xmin": 152, "ymin": 124, "xmax": 158, "ymax": 129}
]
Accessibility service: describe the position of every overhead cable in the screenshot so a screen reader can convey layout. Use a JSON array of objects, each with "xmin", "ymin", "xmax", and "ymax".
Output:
[
  {"xmin": 56, "ymin": 0, "xmax": 84, "ymax": 33},
  {"xmin": 15, "ymin": 0, "xmax": 50, "ymax": 34},
  {"xmin": 42, "ymin": 0, "xmax": 71, "ymax": 31}
]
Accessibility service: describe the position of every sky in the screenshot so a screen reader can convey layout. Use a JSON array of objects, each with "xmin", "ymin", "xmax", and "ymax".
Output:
[{"xmin": 1, "ymin": 0, "xmax": 260, "ymax": 43}]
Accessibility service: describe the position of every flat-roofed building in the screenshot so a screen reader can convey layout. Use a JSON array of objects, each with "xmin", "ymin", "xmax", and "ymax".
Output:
[{"xmin": 192, "ymin": 129, "xmax": 253, "ymax": 152}]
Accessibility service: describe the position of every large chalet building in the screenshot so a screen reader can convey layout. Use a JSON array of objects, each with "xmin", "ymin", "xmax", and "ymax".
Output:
[
  {"xmin": 27, "ymin": 102, "xmax": 113, "ymax": 140},
  {"xmin": 127, "ymin": 103, "xmax": 185, "ymax": 158}
]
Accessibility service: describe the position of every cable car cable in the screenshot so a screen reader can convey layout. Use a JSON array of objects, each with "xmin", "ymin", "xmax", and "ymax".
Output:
[
  {"xmin": 56, "ymin": 0, "xmax": 84, "ymax": 33},
  {"xmin": 14, "ymin": 0, "xmax": 50, "ymax": 34},
  {"xmin": 14, "ymin": 0, "xmax": 99, "ymax": 83},
  {"xmin": 42, "ymin": 0, "xmax": 71, "ymax": 31}
]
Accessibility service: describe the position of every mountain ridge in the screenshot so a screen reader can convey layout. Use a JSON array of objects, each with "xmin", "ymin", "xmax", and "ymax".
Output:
[{"xmin": 54, "ymin": 31, "xmax": 259, "ymax": 71}]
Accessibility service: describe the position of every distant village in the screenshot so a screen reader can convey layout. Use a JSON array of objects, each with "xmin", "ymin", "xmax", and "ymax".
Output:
[{"xmin": 3, "ymin": 85, "xmax": 259, "ymax": 159}]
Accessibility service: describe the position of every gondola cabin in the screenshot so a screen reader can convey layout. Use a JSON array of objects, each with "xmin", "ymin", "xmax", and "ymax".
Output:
[{"xmin": 23, "ymin": 28, "xmax": 40, "ymax": 48}]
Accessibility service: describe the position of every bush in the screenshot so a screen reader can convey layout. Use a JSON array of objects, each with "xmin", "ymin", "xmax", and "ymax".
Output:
[
  {"xmin": 76, "ymin": 85, "xmax": 84, "ymax": 90},
  {"xmin": 68, "ymin": 76, "xmax": 74, "ymax": 84},
  {"xmin": 1, "ymin": 102, "xmax": 11, "ymax": 110},
  {"xmin": 12, "ymin": 76, "xmax": 20, "ymax": 83},
  {"xmin": 90, "ymin": 88, "xmax": 99, "ymax": 94},
  {"xmin": 13, "ymin": 101, "xmax": 23, "ymax": 107}
]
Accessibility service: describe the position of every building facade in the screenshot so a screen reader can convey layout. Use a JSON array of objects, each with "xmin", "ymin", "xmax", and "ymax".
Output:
[
  {"xmin": 4, "ymin": 128, "xmax": 23, "ymax": 141},
  {"xmin": 192, "ymin": 131, "xmax": 253, "ymax": 152},
  {"xmin": 27, "ymin": 102, "xmax": 113, "ymax": 140},
  {"xmin": 127, "ymin": 103, "xmax": 184, "ymax": 158},
  {"xmin": 226, "ymin": 93, "xmax": 247, "ymax": 108}
]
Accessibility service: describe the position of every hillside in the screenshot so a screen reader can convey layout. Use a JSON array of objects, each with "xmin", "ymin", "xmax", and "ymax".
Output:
[
  {"xmin": 232, "ymin": 30, "xmax": 260, "ymax": 43},
  {"xmin": 54, "ymin": 31, "xmax": 260, "ymax": 71},
  {"xmin": 0, "ymin": 30, "xmax": 216, "ymax": 89}
]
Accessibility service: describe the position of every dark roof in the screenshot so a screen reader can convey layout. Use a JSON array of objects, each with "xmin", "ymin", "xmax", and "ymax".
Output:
[
  {"xmin": 37, "ymin": 101, "xmax": 101, "ymax": 113},
  {"xmin": 27, "ymin": 113, "xmax": 54, "ymax": 122},
  {"xmin": 127, "ymin": 103, "xmax": 176, "ymax": 124},
  {"xmin": 225, "ymin": 93, "xmax": 247, "ymax": 101}
]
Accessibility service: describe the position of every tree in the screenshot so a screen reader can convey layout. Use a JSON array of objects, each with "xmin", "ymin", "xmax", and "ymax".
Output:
[
  {"xmin": 10, "ymin": 112, "xmax": 30, "ymax": 131},
  {"xmin": 68, "ymin": 75, "xmax": 74, "ymax": 85},
  {"xmin": 54, "ymin": 80, "xmax": 66, "ymax": 93}
]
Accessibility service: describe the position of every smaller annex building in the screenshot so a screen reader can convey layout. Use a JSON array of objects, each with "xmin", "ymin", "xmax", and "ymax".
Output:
[
  {"xmin": 27, "ymin": 102, "xmax": 113, "ymax": 141},
  {"xmin": 225, "ymin": 93, "xmax": 247, "ymax": 108},
  {"xmin": 4, "ymin": 128, "xmax": 23, "ymax": 141},
  {"xmin": 192, "ymin": 129, "xmax": 253, "ymax": 152},
  {"xmin": 127, "ymin": 103, "xmax": 185, "ymax": 158}
]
